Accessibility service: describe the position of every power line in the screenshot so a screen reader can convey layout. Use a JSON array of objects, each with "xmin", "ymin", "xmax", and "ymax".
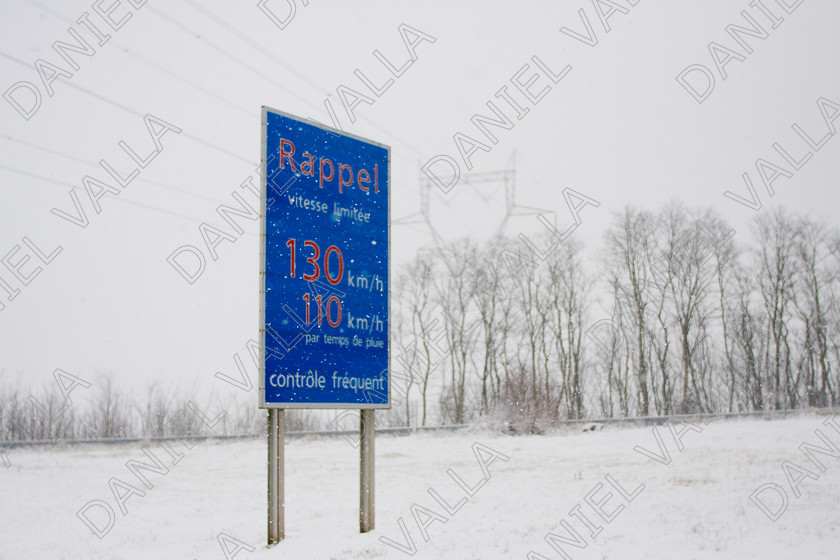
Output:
[
  {"xmin": 0, "ymin": 50, "xmax": 254, "ymax": 166},
  {"xmin": 155, "ymin": 1, "xmax": 428, "ymax": 172},
  {"xmin": 145, "ymin": 3, "xmax": 326, "ymax": 112},
  {"xmin": 0, "ymin": 162, "xmax": 255, "ymax": 230},
  {"xmin": 181, "ymin": 0, "xmax": 330, "ymax": 97},
  {"xmin": 4, "ymin": 3, "xmax": 427, "ymax": 198},
  {"xmin": 3, "ymin": 135, "xmax": 224, "ymax": 205},
  {"xmin": 23, "ymin": 0, "xmax": 253, "ymax": 119}
]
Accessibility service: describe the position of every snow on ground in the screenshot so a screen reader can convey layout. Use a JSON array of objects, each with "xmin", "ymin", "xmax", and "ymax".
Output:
[{"xmin": 1, "ymin": 414, "xmax": 838, "ymax": 559}]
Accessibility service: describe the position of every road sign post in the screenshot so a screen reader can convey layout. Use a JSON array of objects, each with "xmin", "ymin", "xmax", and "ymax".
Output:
[
  {"xmin": 259, "ymin": 106, "xmax": 390, "ymax": 544},
  {"xmin": 360, "ymin": 408, "xmax": 374, "ymax": 532},
  {"xmin": 267, "ymin": 408, "xmax": 284, "ymax": 544}
]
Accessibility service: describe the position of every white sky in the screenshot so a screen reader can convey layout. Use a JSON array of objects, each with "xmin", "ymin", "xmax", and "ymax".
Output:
[{"xmin": 1, "ymin": 0, "xmax": 838, "ymax": 392}]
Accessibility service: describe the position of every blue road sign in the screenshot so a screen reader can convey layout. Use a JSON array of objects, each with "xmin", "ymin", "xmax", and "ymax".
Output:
[{"xmin": 259, "ymin": 107, "xmax": 390, "ymax": 408}]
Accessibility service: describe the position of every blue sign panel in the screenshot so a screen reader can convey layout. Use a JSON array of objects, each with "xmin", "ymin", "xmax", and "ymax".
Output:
[{"xmin": 259, "ymin": 107, "xmax": 390, "ymax": 408}]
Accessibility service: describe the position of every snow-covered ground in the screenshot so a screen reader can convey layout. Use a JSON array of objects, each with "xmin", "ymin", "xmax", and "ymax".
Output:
[{"xmin": 2, "ymin": 414, "xmax": 838, "ymax": 559}]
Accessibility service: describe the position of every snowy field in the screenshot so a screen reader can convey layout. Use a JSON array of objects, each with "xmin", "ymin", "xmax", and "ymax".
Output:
[{"xmin": 2, "ymin": 414, "xmax": 839, "ymax": 559}]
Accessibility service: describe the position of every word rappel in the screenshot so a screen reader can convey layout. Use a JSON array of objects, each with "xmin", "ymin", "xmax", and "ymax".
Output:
[{"xmin": 278, "ymin": 138, "xmax": 382, "ymax": 194}]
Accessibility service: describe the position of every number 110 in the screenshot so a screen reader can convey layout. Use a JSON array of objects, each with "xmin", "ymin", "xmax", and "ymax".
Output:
[{"xmin": 302, "ymin": 294, "xmax": 342, "ymax": 327}]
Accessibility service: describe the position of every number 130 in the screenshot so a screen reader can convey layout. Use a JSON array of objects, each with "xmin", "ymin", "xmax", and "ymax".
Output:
[{"xmin": 286, "ymin": 239, "xmax": 344, "ymax": 285}]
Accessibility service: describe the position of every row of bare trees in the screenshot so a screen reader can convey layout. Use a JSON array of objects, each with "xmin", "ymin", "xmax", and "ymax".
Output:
[
  {"xmin": 4, "ymin": 204, "xmax": 838, "ymax": 440},
  {"xmin": 390, "ymin": 205, "xmax": 840, "ymax": 429},
  {"xmin": 391, "ymin": 229, "xmax": 592, "ymax": 429},
  {"xmin": 0, "ymin": 376, "xmax": 319, "ymax": 442}
]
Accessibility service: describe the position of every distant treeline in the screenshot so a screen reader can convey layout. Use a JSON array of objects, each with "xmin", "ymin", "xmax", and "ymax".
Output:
[
  {"xmin": 389, "ymin": 204, "xmax": 840, "ymax": 431},
  {"xmin": 3, "ymin": 204, "xmax": 839, "ymax": 441},
  {"xmin": 0, "ymin": 376, "xmax": 320, "ymax": 442}
]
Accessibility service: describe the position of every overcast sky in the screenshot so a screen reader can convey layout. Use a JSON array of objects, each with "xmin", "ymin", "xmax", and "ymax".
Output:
[{"xmin": 1, "ymin": 0, "xmax": 838, "ymax": 393}]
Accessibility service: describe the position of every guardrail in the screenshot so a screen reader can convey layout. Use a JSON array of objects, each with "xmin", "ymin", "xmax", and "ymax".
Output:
[
  {"xmin": 2, "ymin": 406, "xmax": 837, "ymax": 449},
  {"xmin": 0, "ymin": 423, "xmax": 471, "ymax": 449},
  {"xmin": 563, "ymin": 406, "xmax": 840, "ymax": 426}
]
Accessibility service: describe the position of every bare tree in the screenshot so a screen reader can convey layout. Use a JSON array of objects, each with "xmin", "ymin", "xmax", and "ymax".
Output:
[
  {"xmin": 84, "ymin": 375, "xmax": 132, "ymax": 438},
  {"xmin": 705, "ymin": 215, "xmax": 740, "ymax": 411},
  {"xmin": 660, "ymin": 205, "xmax": 717, "ymax": 413},
  {"xmin": 794, "ymin": 216, "xmax": 834, "ymax": 407},
  {"xmin": 434, "ymin": 240, "xmax": 480, "ymax": 424},
  {"xmin": 605, "ymin": 207, "xmax": 655, "ymax": 415},
  {"xmin": 754, "ymin": 210, "xmax": 797, "ymax": 409},
  {"xmin": 391, "ymin": 271, "xmax": 417, "ymax": 426},
  {"xmin": 546, "ymin": 237, "xmax": 590, "ymax": 419},
  {"xmin": 472, "ymin": 240, "xmax": 514, "ymax": 415},
  {"xmin": 136, "ymin": 382, "xmax": 175, "ymax": 437},
  {"xmin": 405, "ymin": 249, "xmax": 442, "ymax": 426},
  {"xmin": 511, "ymin": 244, "xmax": 545, "ymax": 404}
]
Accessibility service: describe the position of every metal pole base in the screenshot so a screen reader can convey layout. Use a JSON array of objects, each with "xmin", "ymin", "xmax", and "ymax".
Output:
[
  {"xmin": 360, "ymin": 409, "xmax": 375, "ymax": 533},
  {"xmin": 268, "ymin": 408, "xmax": 285, "ymax": 544}
]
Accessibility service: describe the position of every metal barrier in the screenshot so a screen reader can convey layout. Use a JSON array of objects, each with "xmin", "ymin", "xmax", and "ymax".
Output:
[
  {"xmin": 3, "ymin": 406, "xmax": 838, "ymax": 449},
  {"xmin": 0, "ymin": 423, "xmax": 471, "ymax": 449}
]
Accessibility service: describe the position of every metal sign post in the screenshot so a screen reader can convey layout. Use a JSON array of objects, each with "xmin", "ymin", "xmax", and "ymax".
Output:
[
  {"xmin": 359, "ymin": 409, "xmax": 375, "ymax": 532},
  {"xmin": 259, "ymin": 106, "xmax": 390, "ymax": 544},
  {"xmin": 267, "ymin": 408, "xmax": 284, "ymax": 544}
]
